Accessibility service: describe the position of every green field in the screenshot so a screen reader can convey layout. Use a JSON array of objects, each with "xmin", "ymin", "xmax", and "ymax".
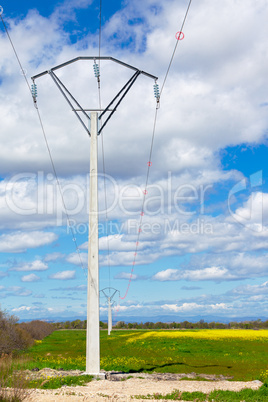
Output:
[{"xmin": 22, "ymin": 329, "xmax": 268, "ymax": 381}]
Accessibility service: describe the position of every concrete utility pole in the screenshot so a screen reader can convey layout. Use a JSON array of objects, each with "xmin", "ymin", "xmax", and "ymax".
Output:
[
  {"xmin": 108, "ymin": 297, "xmax": 112, "ymax": 336},
  {"xmin": 86, "ymin": 112, "xmax": 100, "ymax": 374},
  {"xmin": 31, "ymin": 57, "xmax": 158, "ymax": 378}
]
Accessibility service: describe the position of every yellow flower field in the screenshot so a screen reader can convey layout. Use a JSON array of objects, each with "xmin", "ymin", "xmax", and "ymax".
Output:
[{"xmin": 126, "ymin": 329, "xmax": 268, "ymax": 343}]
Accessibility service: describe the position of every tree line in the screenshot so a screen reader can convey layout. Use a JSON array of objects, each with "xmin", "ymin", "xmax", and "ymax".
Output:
[{"xmin": 54, "ymin": 318, "xmax": 268, "ymax": 330}]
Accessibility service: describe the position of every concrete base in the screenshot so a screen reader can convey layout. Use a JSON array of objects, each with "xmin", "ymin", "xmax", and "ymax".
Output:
[{"xmin": 82, "ymin": 372, "xmax": 106, "ymax": 380}]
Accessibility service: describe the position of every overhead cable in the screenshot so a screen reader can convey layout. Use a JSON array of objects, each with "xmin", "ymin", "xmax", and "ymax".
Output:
[
  {"xmin": 119, "ymin": 0, "xmax": 193, "ymax": 300},
  {"xmin": 0, "ymin": 7, "xmax": 87, "ymax": 277}
]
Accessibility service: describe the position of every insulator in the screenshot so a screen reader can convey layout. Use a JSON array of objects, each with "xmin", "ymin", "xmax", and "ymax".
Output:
[
  {"xmin": 31, "ymin": 84, "xmax": 37, "ymax": 98},
  {"xmin": 93, "ymin": 63, "xmax": 100, "ymax": 78},
  {"xmin": 153, "ymin": 83, "xmax": 160, "ymax": 99}
]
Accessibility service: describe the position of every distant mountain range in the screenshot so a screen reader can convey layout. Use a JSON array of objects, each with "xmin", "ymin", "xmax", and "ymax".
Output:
[{"xmin": 18, "ymin": 314, "xmax": 267, "ymax": 324}]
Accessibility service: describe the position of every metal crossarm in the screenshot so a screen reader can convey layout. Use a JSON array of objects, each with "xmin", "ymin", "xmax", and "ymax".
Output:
[
  {"xmin": 98, "ymin": 70, "xmax": 141, "ymax": 135},
  {"xmin": 32, "ymin": 57, "xmax": 157, "ymax": 137},
  {"xmin": 49, "ymin": 70, "xmax": 91, "ymax": 137},
  {"xmin": 31, "ymin": 56, "xmax": 158, "ymax": 81},
  {"xmin": 100, "ymin": 287, "xmax": 119, "ymax": 300}
]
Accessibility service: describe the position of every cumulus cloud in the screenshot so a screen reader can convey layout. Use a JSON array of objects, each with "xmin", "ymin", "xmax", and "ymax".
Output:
[
  {"xmin": 44, "ymin": 252, "xmax": 65, "ymax": 262},
  {"xmin": 229, "ymin": 281, "xmax": 268, "ymax": 296},
  {"xmin": 21, "ymin": 273, "xmax": 40, "ymax": 282},
  {"xmin": 116, "ymin": 303, "xmax": 143, "ymax": 312},
  {"xmin": 161, "ymin": 302, "xmax": 228, "ymax": 313},
  {"xmin": 99, "ymin": 235, "xmax": 137, "ymax": 251},
  {"xmin": 181, "ymin": 286, "xmax": 202, "ymax": 290},
  {"xmin": 114, "ymin": 272, "xmax": 138, "ymax": 280},
  {"xmin": 0, "ymin": 231, "xmax": 57, "ymax": 253},
  {"xmin": 50, "ymin": 284, "xmax": 87, "ymax": 291},
  {"xmin": 0, "ymin": 286, "xmax": 32, "ymax": 297},
  {"xmin": 49, "ymin": 270, "xmax": 76, "ymax": 280},
  {"xmin": 0, "ymin": 271, "xmax": 8, "ymax": 279},
  {"xmin": 228, "ymin": 191, "xmax": 267, "ymax": 233},
  {"xmin": 66, "ymin": 252, "xmax": 87, "ymax": 266},
  {"xmin": 188, "ymin": 252, "xmax": 268, "ymax": 281},
  {"xmin": 152, "ymin": 267, "xmax": 236, "ymax": 282},
  {"xmin": 12, "ymin": 306, "xmax": 31, "ymax": 312},
  {"xmin": 10, "ymin": 260, "xmax": 48, "ymax": 272}
]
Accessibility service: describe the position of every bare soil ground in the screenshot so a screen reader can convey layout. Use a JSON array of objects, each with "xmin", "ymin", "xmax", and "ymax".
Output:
[{"xmin": 25, "ymin": 369, "xmax": 263, "ymax": 402}]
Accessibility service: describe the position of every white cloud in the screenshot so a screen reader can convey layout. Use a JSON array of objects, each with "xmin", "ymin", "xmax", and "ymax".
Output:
[
  {"xmin": 189, "ymin": 252, "xmax": 268, "ymax": 280},
  {"xmin": 99, "ymin": 235, "xmax": 137, "ymax": 251},
  {"xmin": 11, "ymin": 260, "xmax": 48, "ymax": 272},
  {"xmin": 0, "ymin": 231, "xmax": 57, "ymax": 253},
  {"xmin": 44, "ymin": 252, "xmax": 65, "ymax": 262},
  {"xmin": 100, "ymin": 250, "xmax": 159, "ymax": 267},
  {"xmin": 161, "ymin": 302, "xmax": 228, "ymax": 313},
  {"xmin": 0, "ymin": 271, "xmax": 8, "ymax": 279},
  {"xmin": 114, "ymin": 272, "xmax": 138, "ymax": 280},
  {"xmin": 152, "ymin": 266, "xmax": 235, "ymax": 282},
  {"xmin": 116, "ymin": 304, "xmax": 143, "ymax": 312},
  {"xmin": 228, "ymin": 192, "xmax": 267, "ymax": 232},
  {"xmin": 152, "ymin": 268, "xmax": 178, "ymax": 282},
  {"xmin": 21, "ymin": 273, "xmax": 40, "ymax": 282},
  {"xmin": 12, "ymin": 306, "xmax": 31, "ymax": 312},
  {"xmin": 49, "ymin": 270, "xmax": 76, "ymax": 280},
  {"xmin": 230, "ymin": 281, "xmax": 268, "ymax": 296},
  {"xmin": 1, "ymin": 286, "xmax": 33, "ymax": 297},
  {"xmin": 50, "ymin": 284, "xmax": 87, "ymax": 291},
  {"xmin": 66, "ymin": 252, "xmax": 87, "ymax": 266},
  {"xmin": 162, "ymin": 303, "xmax": 203, "ymax": 312}
]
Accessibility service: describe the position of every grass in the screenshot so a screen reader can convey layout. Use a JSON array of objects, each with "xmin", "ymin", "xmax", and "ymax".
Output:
[
  {"xmin": 0, "ymin": 356, "xmax": 32, "ymax": 401},
  {"xmin": 134, "ymin": 390, "xmax": 207, "ymax": 400},
  {"xmin": 134, "ymin": 383, "xmax": 268, "ymax": 401},
  {"xmin": 17, "ymin": 329, "xmax": 268, "ymax": 381},
  {"xmin": 208, "ymin": 384, "xmax": 268, "ymax": 401},
  {"xmin": 28, "ymin": 374, "xmax": 93, "ymax": 389}
]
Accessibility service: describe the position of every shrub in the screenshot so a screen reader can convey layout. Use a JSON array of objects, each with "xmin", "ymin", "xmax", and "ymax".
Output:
[
  {"xmin": 0, "ymin": 308, "xmax": 54, "ymax": 355},
  {"xmin": 0, "ymin": 356, "xmax": 31, "ymax": 401},
  {"xmin": 0, "ymin": 311, "xmax": 33, "ymax": 355},
  {"xmin": 19, "ymin": 320, "xmax": 54, "ymax": 341}
]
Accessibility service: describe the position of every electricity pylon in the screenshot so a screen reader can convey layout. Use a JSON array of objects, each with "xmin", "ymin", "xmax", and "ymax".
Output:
[
  {"xmin": 100, "ymin": 287, "xmax": 119, "ymax": 335},
  {"xmin": 31, "ymin": 57, "xmax": 158, "ymax": 377}
]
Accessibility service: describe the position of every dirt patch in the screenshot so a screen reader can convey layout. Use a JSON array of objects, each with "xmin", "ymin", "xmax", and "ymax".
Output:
[
  {"xmin": 22, "ymin": 367, "xmax": 85, "ymax": 380},
  {"xmin": 23, "ymin": 368, "xmax": 233, "ymax": 381},
  {"xmin": 24, "ymin": 369, "xmax": 263, "ymax": 401}
]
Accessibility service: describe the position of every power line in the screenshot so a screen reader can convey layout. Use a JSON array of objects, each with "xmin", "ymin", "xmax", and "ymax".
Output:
[
  {"xmin": 34, "ymin": 106, "xmax": 87, "ymax": 277},
  {"xmin": 0, "ymin": 13, "xmax": 30, "ymax": 93},
  {"xmin": 98, "ymin": 0, "xmax": 102, "ymax": 60},
  {"xmin": 0, "ymin": 8, "xmax": 87, "ymax": 277},
  {"xmin": 161, "ymin": 0, "xmax": 193, "ymax": 95},
  {"xmin": 119, "ymin": 0, "xmax": 193, "ymax": 301},
  {"xmin": 96, "ymin": 0, "xmax": 112, "ymax": 292}
]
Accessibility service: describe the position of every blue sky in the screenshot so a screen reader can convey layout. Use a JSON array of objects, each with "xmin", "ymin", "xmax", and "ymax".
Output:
[{"xmin": 0, "ymin": 0, "xmax": 268, "ymax": 322}]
